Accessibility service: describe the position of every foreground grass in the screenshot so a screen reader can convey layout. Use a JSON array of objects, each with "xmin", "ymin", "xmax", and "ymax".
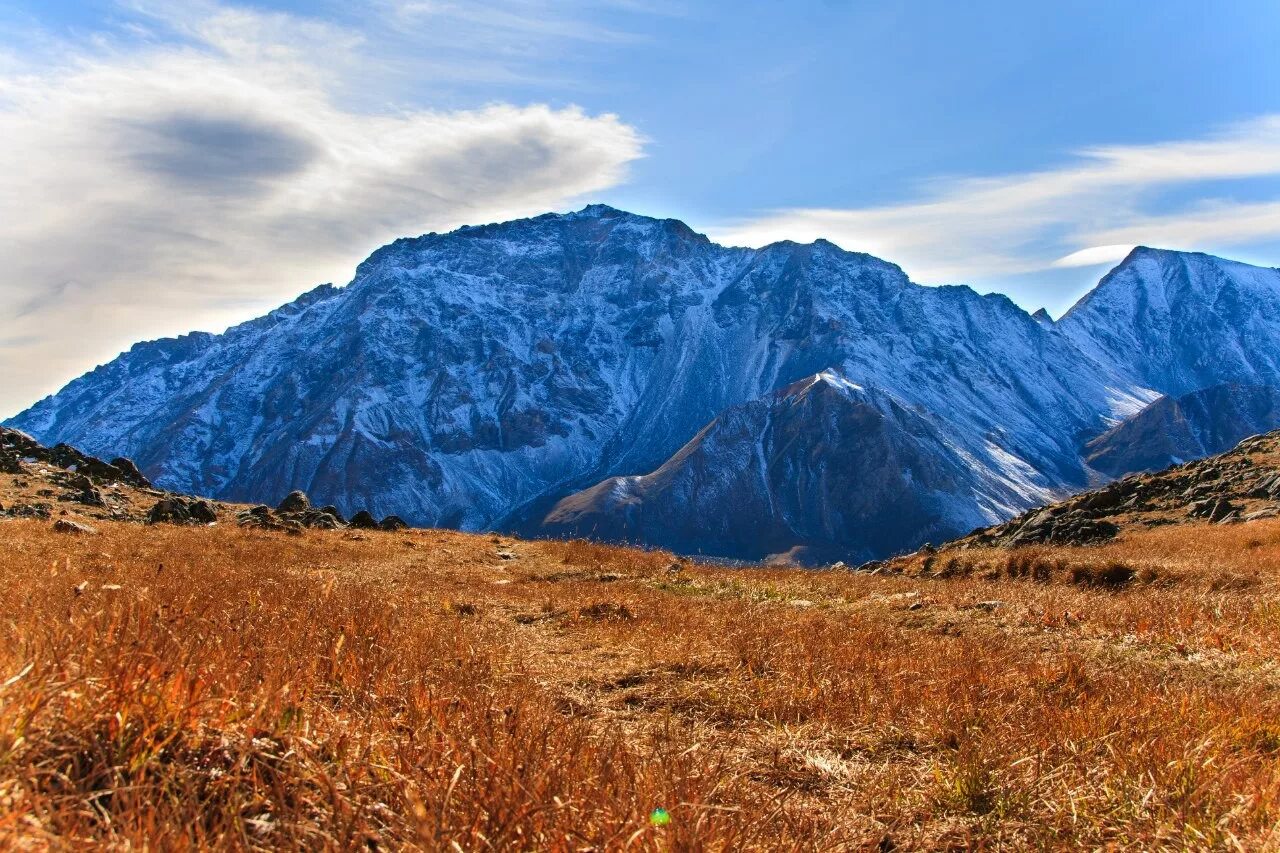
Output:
[{"xmin": 1, "ymin": 520, "xmax": 1279, "ymax": 849}]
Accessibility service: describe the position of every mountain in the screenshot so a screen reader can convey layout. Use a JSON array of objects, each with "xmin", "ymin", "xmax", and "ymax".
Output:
[
  {"xmin": 542, "ymin": 371, "xmax": 992, "ymax": 564},
  {"xmin": 1083, "ymin": 383, "xmax": 1280, "ymax": 477},
  {"xmin": 9, "ymin": 208, "xmax": 1280, "ymax": 562},
  {"xmin": 1058, "ymin": 248, "xmax": 1280, "ymax": 396}
]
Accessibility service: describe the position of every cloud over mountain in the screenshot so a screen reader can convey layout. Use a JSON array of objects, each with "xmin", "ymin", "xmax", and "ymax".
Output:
[{"xmin": 0, "ymin": 2, "xmax": 643, "ymax": 416}]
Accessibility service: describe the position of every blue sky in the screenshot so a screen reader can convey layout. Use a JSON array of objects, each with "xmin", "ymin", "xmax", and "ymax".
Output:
[{"xmin": 2, "ymin": 0, "xmax": 1280, "ymax": 415}]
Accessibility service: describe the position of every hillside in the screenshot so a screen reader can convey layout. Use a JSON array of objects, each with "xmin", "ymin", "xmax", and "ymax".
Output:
[{"xmin": 4, "ymin": 430, "xmax": 1280, "ymax": 848}]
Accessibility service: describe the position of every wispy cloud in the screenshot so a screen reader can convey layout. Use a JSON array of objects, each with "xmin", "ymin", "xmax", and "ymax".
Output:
[
  {"xmin": 711, "ymin": 115, "xmax": 1280, "ymax": 284},
  {"xmin": 0, "ymin": 1, "xmax": 645, "ymax": 417}
]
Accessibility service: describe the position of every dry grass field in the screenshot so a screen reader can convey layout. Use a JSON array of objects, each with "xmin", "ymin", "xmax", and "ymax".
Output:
[{"xmin": 2, "ymin": 517, "xmax": 1280, "ymax": 849}]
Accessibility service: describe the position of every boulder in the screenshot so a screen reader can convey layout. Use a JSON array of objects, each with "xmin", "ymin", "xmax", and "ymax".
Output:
[
  {"xmin": 379, "ymin": 515, "xmax": 409, "ymax": 532},
  {"xmin": 1188, "ymin": 497, "xmax": 1238, "ymax": 522},
  {"xmin": 108, "ymin": 457, "xmax": 152, "ymax": 488},
  {"xmin": 237, "ymin": 505, "xmax": 278, "ymax": 529},
  {"xmin": 349, "ymin": 510, "xmax": 380, "ymax": 530},
  {"xmin": 277, "ymin": 490, "xmax": 311, "ymax": 514},
  {"xmin": 148, "ymin": 498, "xmax": 192, "ymax": 525},
  {"xmin": 53, "ymin": 518, "xmax": 97, "ymax": 535},
  {"xmin": 188, "ymin": 499, "xmax": 218, "ymax": 524}
]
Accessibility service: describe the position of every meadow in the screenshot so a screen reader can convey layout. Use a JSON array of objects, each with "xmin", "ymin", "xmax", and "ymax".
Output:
[{"xmin": 1, "ymin": 518, "xmax": 1279, "ymax": 849}]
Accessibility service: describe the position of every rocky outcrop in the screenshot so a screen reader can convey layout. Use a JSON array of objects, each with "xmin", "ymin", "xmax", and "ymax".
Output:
[
  {"xmin": 1, "ymin": 426, "xmax": 151, "ymax": 490},
  {"xmin": 942, "ymin": 430, "xmax": 1280, "ymax": 554},
  {"xmin": 234, "ymin": 492, "xmax": 406, "ymax": 532},
  {"xmin": 147, "ymin": 496, "xmax": 218, "ymax": 525}
]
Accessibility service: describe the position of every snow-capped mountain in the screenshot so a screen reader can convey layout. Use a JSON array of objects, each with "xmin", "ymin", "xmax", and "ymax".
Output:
[
  {"xmin": 1058, "ymin": 247, "xmax": 1280, "ymax": 396},
  {"xmin": 9, "ymin": 207, "xmax": 1280, "ymax": 561},
  {"xmin": 541, "ymin": 372, "xmax": 994, "ymax": 564}
]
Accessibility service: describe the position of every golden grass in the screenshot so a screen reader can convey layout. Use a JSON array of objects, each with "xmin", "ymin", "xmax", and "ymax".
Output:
[{"xmin": 2, "ymin": 518, "xmax": 1279, "ymax": 849}]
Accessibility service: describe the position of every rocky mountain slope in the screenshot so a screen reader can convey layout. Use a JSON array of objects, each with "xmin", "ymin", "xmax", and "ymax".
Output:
[
  {"xmin": 1083, "ymin": 383, "xmax": 1280, "ymax": 477},
  {"xmin": 542, "ymin": 371, "xmax": 993, "ymax": 564},
  {"xmin": 0, "ymin": 426, "xmax": 407, "ymax": 534},
  {"xmin": 933, "ymin": 429, "xmax": 1280, "ymax": 555},
  {"xmin": 9, "ymin": 208, "xmax": 1280, "ymax": 562}
]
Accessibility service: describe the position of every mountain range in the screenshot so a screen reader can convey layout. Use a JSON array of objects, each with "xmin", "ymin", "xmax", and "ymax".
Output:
[{"xmin": 10, "ymin": 205, "xmax": 1280, "ymax": 563}]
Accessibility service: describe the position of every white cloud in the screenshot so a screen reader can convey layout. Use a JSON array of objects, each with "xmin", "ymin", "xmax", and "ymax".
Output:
[
  {"xmin": 1052, "ymin": 245, "xmax": 1135, "ymax": 269},
  {"xmin": 712, "ymin": 115, "xmax": 1280, "ymax": 284},
  {"xmin": 0, "ymin": 2, "xmax": 644, "ymax": 417}
]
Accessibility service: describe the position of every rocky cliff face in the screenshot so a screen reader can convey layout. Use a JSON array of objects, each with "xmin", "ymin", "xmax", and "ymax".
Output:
[
  {"xmin": 1083, "ymin": 383, "xmax": 1280, "ymax": 477},
  {"xmin": 9, "ymin": 207, "xmax": 1280, "ymax": 562}
]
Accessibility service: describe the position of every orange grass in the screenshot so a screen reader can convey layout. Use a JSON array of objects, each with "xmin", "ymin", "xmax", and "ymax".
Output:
[{"xmin": 1, "ymin": 518, "xmax": 1279, "ymax": 849}]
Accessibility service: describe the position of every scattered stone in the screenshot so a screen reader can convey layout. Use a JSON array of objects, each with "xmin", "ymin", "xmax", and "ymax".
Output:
[
  {"xmin": 53, "ymin": 519, "xmax": 96, "ymax": 535},
  {"xmin": 5, "ymin": 503, "xmax": 51, "ymax": 519}
]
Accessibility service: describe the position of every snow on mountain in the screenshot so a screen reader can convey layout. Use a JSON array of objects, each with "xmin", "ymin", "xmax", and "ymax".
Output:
[
  {"xmin": 9, "ymin": 207, "xmax": 1280, "ymax": 561},
  {"xmin": 1059, "ymin": 247, "xmax": 1280, "ymax": 397},
  {"xmin": 541, "ymin": 371, "xmax": 996, "ymax": 564}
]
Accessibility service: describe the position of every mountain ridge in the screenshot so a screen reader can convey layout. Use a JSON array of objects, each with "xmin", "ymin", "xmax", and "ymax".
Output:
[{"xmin": 9, "ymin": 206, "xmax": 1280, "ymax": 562}]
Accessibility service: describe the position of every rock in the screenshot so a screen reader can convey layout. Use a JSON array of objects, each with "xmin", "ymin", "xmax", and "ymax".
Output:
[
  {"xmin": 53, "ymin": 519, "xmax": 96, "ymax": 535},
  {"xmin": 148, "ymin": 498, "xmax": 191, "ymax": 525},
  {"xmin": 6, "ymin": 503, "xmax": 51, "ymax": 519},
  {"xmin": 1078, "ymin": 488, "xmax": 1125, "ymax": 513},
  {"xmin": 349, "ymin": 510, "xmax": 379, "ymax": 530},
  {"xmin": 0, "ymin": 452, "xmax": 22, "ymax": 474},
  {"xmin": 297, "ymin": 510, "xmax": 339, "ymax": 529},
  {"xmin": 188, "ymin": 499, "xmax": 218, "ymax": 524},
  {"xmin": 318, "ymin": 505, "xmax": 346, "ymax": 525},
  {"xmin": 1242, "ymin": 508, "xmax": 1280, "ymax": 521},
  {"xmin": 277, "ymin": 490, "xmax": 311, "ymax": 513},
  {"xmin": 379, "ymin": 515, "xmax": 409, "ymax": 531},
  {"xmin": 1189, "ymin": 497, "xmax": 1238, "ymax": 522},
  {"xmin": 237, "ymin": 505, "xmax": 279, "ymax": 529},
  {"xmin": 108, "ymin": 456, "xmax": 152, "ymax": 488}
]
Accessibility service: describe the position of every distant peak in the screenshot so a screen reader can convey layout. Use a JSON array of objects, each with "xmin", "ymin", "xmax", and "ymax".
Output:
[
  {"xmin": 1031, "ymin": 307, "xmax": 1053, "ymax": 325},
  {"xmin": 576, "ymin": 203, "xmax": 627, "ymax": 217}
]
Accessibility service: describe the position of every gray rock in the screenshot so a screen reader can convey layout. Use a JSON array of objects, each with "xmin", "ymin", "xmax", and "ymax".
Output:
[
  {"xmin": 277, "ymin": 490, "xmax": 311, "ymax": 514},
  {"xmin": 53, "ymin": 518, "xmax": 96, "ymax": 535}
]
